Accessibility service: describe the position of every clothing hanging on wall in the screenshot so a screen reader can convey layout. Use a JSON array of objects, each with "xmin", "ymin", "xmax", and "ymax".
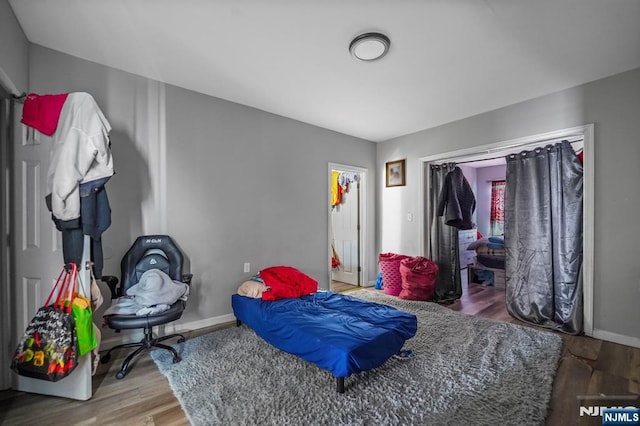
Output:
[
  {"xmin": 331, "ymin": 171, "xmax": 358, "ymax": 207},
  {"xmin": 21, "ymin": 92, "xmax": 113, "ymax": 277},
  {"xmin": 45, "ymin": 184, "xmax": 111, "ymax": 277},
  {"xmin": 331, "ymin": 171, "xmax": 342, "ymax": 206},
  {"xmin": 339, "ymin": 172, "xmax": 358, "ymax": 190},
  {"xmin": 436, "ymin": 166, "xmax": 476, "ymax": 230},
  {"xmin": 21, "ymin": 93, "xmax": 68, "ymax": 136},
  {"xmin": 428, "ymin": 163, "xmax": 463, "ymax": 303}
]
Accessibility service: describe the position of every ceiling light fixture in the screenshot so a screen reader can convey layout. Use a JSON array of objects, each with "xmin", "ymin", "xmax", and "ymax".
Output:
[{"xmin": 349, "ymin": 32, "xmax": 390, "ymax": 62}]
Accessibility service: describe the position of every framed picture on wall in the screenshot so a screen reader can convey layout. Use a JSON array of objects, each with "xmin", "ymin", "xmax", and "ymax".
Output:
[{"xmin": 386, "ymin": 159, "xmax": 406, "ymax": 187}]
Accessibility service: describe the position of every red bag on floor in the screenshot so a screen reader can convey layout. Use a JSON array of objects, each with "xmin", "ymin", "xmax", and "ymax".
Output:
[{"xmin": 399, "ymin": 257, "xmax": 438, "ymax": 301}]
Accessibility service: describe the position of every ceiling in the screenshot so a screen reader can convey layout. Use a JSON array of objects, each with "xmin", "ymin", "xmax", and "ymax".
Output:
[{"xmin": 8, "ymin": 1, "xmax": 640, "ymax": 142}]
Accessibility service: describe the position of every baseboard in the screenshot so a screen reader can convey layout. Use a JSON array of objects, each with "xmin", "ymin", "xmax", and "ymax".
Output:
[
  {"xmin": 592, "ymin": 328, "xmax": 640, "ymax": 349},
  {"xmin": 165, "ymin": 313, "xmax": 237, "ymax": 334},
  {"xmin": 99, "ymin": 313, "xmax": 237, "ymax": 351}
]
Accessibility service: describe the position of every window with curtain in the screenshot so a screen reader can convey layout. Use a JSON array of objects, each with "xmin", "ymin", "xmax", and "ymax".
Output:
[{"xmin": 490, "ymin": 180, "xmax": 506, "ymax": 235}]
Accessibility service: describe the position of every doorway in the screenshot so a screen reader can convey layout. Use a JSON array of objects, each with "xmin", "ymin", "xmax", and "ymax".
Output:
[
  {"xmin": 328, "ymin": 163, "xmax": 367, "ymax": 292},
  {"xmin": 421, "ymin": 124, "xmax": 594, "ymax": 335}
]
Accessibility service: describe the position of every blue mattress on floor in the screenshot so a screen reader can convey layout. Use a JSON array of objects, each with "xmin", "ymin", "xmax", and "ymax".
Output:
[{"xmin": 231, "ymin": 291, "xmax": 417, "ymax": 378}]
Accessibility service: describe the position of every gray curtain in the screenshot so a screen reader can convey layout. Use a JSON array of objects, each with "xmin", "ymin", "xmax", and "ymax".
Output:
[
  {"xmin": 504, "ymin": 141, "xmax": 583, "ymax": 334},
  {"xmin": 428, "ymin": 163, "xmax": 462, "ymax": 303}
]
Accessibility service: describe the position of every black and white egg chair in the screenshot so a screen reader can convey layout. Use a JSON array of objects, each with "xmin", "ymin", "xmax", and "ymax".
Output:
[{"xmin": 100, "ymin": 235, "xmax": 192, "ymax": 379}]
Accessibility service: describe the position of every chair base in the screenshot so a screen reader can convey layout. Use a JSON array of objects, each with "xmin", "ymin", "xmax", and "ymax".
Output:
[{"xmin": 101, "ymin": 325, "xmax": 185, "ymax": 379}]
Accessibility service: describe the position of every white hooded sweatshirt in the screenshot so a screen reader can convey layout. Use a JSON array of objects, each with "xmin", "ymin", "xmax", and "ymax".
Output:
[{"xmin": 46, "ymin": 92, "xmax": 113, "ymax": 221}]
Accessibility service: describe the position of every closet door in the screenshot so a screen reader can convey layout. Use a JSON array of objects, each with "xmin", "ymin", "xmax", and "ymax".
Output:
[{"xmin": 12, "ymin": 103, "xmax": 92, "ymax": 400}]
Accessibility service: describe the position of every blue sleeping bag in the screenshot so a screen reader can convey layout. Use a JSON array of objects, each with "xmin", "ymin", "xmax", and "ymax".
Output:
[{"xmin": 231, "ymin": 291, "xmax": 417, "ymax": 378}]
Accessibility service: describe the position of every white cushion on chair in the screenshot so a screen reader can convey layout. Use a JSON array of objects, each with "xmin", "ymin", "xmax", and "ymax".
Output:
[{"xmin": 126, "ymin": 268, "xmax": 189, "ymax": 307}]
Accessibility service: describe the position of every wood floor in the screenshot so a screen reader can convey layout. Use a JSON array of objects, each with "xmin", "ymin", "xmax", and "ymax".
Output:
[
  {"xmin": 1, "ymin": 284, "xmax": 638, "ymax": 426},
  {"xmin": 450, "ymin": 283, "xmax": 640, "ymax": 426},
  {"xmin": 331, "ymin": 280, "xmax": 360, "ymax": 293}
]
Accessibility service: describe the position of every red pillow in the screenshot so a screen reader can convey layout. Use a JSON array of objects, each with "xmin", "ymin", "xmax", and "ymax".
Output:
[{"xmin": 260, "ymin": 266, "xmax": 318, "ymax": 301}]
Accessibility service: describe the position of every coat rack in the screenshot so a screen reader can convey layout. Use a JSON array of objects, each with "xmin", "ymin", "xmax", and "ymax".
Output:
[{"xmin": 12, "ymin": 92, "xmax": 113, "ymax": 400}]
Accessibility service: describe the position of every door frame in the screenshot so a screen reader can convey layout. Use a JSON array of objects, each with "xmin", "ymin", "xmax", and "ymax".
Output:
[
  {"xmin": 0, "ymin": 91, "xmax": 12, "ymax": 390},
  {"xmin": 420, "ymin": 124, "xmax": 594, "ymax": 336},
  {"xmin": 327, "ymin": 163, "xmax": 367, "ymax": 290}
]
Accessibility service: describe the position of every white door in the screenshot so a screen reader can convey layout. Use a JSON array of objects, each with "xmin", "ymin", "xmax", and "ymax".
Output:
[
  {"xmin": 331, "ymin": 174, "xmax": 359, "ymax": 285},
  {"xmin": 12, "ymin": 103, "xmax": 92, "ymax": 400}
]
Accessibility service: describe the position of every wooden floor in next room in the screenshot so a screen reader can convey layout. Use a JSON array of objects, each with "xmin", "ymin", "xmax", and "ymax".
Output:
[
  {"xmin": 0, "ymin": 280, "xmax": 638, "ymax": 425},
  {"xmin": 331, "ymin": 280, "xmax": 360, "ymax": 293}
]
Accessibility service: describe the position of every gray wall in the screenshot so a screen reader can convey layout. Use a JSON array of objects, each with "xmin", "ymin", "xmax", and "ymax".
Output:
[
  {"xmin": 0, "ymin": 0, "xmax": 28, "ymax": 93},
  {"xmin": 377, "ymin": 67, "xmax": 640, "ymax": 341},
  {"xmin": 27, "ymin": 45, "xmax": 377, "ymax": 330},
  {"xmin": 164, "ymin": 86, "xmax": 377, "ymax": 318}
]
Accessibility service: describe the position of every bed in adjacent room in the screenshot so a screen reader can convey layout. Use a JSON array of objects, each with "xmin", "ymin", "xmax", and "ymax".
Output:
[{"xmin": 467, "ymin": 236, "xmax": 506, "ymax": 288}]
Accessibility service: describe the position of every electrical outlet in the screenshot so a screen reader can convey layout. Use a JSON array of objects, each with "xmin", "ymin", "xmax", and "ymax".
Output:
[
  {"xmin": 243, "ymin": 262, "xmax": 250, "ymax": 273},
  {"xmin": 407, "ymin": 213, "xmax": 413, "ymax": 222}
]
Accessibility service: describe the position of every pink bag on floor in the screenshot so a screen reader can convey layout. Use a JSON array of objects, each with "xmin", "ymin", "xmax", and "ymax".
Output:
[
  {"xmin": 399, "ymin": 257, "xmax": 439, "ymax": 301},
  {"xmin": 379, "ymin": 253, "xmax": 411, "ymax": 296}
]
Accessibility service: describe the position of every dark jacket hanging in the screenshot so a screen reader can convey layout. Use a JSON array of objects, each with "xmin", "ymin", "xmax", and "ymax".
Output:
[
  {"xmin": 45, "ymin": 185, "xmax": 111, "ymax": 278},
  {"xmin": 436, "ymin": 167, "xmax": 476, "ymax": 230}
]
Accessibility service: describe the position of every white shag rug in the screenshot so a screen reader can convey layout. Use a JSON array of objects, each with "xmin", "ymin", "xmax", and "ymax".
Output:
[{"xmin": 151, "ymin": 290, "xmax": 562, "ymax": 425}]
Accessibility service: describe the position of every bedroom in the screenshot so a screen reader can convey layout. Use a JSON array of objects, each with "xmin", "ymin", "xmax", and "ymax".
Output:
[
  {"xmin": 1, "ymin": 0, "xmax": 639, "ymax": 424},
  {"xmin": 452, "ymin": 160, "xmax": 509, "ymax": 290}
]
